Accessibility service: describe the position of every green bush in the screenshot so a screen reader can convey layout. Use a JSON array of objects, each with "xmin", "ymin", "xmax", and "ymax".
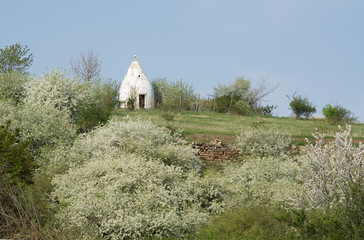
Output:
[
  {"xmin": 235, "ymin": 127, "xmax": 292, "ymax": 158},
  {"xmin": 196, "ymin": 206, "xmax": 296, "ymax": 240},
  {"xmin": 322, "ymin": 104, "xmax": 356, "ymax": 124},
  {"xmin": 75, "ymin": 79, "xmax": 119, "ymax": 132},
  {"xmin": 0, "ymin": 121, "xmax": 34, "ymax": 185},
  {"xmin": 288, "ymin": 93, "xmax": 316, "ymax": 119}
]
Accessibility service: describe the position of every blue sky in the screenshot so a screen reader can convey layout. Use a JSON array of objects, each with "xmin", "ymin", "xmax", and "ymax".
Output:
[{"xmin": 1, "ymin": 0, "xmax": 364, "ymax": 121}]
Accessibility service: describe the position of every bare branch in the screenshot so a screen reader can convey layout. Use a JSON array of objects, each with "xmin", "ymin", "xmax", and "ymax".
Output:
[
  {"xmin": 249, "ymin": 78, "xmax": 279, "ymax": 108},
  {"xmin": 70, "ymin": 50, "xmax": 102, "ymax": 82}
]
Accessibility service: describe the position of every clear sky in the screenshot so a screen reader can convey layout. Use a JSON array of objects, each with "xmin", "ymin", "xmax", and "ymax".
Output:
[{"xmin": 1, "ymin": 0, "xmax": 364, "ymax": 121}]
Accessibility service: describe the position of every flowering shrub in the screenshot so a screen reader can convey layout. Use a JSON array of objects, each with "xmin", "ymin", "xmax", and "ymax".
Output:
[
  {"xmin": 297, "ymin": 125, "xmax": 363, "ymax": 210},
  {"xmin": 289, "ymin": 125, "xmax": 364, "ymax": 238},
  {"xmin": 0, "ymin": 100, "xmax": 16, "ymax": 125},
  {"xmin": 54, "ymin": 117, "xmax": 203, "ymax": 172},
  {"xmin": 50, "ymin": 118, "xmax": 225, "ymax": 239},
  {"xmin": 220, "ymin": 156, "xmax": 299, "ymax": 209},
  {"xmin": 24, "ymin": 69, "xmax": 86, "ymax": 121},
  {"xmin": 53, "ymin": 154, "xmax": 210, "ymax": 239},
  {"xmin": 0, "ymin": 71, "xmax": 29, "ymax": 105},
  {"xmin": 15, "ymin": 103, "xmax": 76, "ymax": 148},
  {"xmin": 235, "ymin": 127, "xmax": 292, "ymax": 157}
]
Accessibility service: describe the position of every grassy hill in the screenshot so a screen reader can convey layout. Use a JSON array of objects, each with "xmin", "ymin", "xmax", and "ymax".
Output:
[{"xmin": 113, "ymin": 109, "xmax": 364, "ymax": 144}]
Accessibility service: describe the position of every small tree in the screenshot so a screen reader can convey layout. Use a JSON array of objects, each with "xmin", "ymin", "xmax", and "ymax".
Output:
[
  {"xmin": 70, "ymin": 50, "xmax": 102, "ymax": 82},
  {"xmin": 287, "ymin": 93, "xmax": 316, "ymax": 119},
  {"xmin": 322, "ymin": 104, "xmax": 357, "ymax": 124},
  {"xmin": 0, "ymin": 43, "xmax": 34, "ymax": 73}
]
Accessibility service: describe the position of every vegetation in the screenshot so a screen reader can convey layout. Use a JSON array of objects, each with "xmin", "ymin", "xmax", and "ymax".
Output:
[
  {"xmin": 113, "ymin": 109, "xmax": 364, "ymax": 142},
  {"xmin": 288, "ymin": 93, "xmax": 316, "ymax": 119},
  {"xmin": 0, "ymin": 43, "xmax": 34, "ymax": 73},
  {"xmin": 322, "ymin": 104, "xmax": 357, "ymax": 124},
  {"xmin": 1, "ymin": 45, "xmax": 363, "ymax": 239}
]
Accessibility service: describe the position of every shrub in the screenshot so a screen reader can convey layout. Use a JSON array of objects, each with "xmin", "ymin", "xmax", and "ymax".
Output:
[
  {"xmin": 292, "ymin": 125, "xmax": 364, "ymax": 239},
  {"xmin": 24, "ymin": 69, "xmax": 85, "ymax": 121},
  {"xmin": 50, "ymin": 119, "xmax": 225, "ymax": 239},
  {"xmin": 288, "ymin": 93, "xmax": 316, "ymax": 119},
  {"xmin": 0, "ymin": 121, "xmax": 34, "ymax": 185},
  {"xmin": 0, "ymin": 100, "xmax": 16, "ymax": 126},
  {"xmin": 0, "ymin": 71, "xmax": 29, "ymax": 105},
  {"xmin": 15, "ymin": 103, "xmax": 76, "ymax": 149},
  {"xmin": 220, "ymin": 157, "xmax": 299, "ymax": 209},
  {"xmin": 75, "ymin": 79, "xmax": 119, "ymax": 132},
  {"xmin": 196, "ymin": 206, "xmax": 296, "ymax": 240},
  {"xmin": 235, "ymin": 127, "xmax": 292, "ymax": 158},
  {"xmin": 53, "ymin": 154, "xmax": 210, "ymax": 239},
  {"xmin": 322, "ymin": 104, "xmax": 356, "ymax": 124}
]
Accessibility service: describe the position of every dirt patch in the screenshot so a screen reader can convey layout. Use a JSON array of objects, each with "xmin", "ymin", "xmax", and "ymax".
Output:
[{"xmin": 185, "ymin": 134, "xmax": 236, "ymax": 144}]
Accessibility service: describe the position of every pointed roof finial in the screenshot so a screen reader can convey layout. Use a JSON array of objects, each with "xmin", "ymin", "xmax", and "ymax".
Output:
[{"xmin": 133, "ymin": 55, "xmax": 137, "ymax": 61}]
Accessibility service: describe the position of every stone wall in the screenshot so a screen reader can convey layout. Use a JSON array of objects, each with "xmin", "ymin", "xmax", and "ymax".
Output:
[{"xmin": 192, "ymin": 141, "xmax": 240, "ymax": 162}]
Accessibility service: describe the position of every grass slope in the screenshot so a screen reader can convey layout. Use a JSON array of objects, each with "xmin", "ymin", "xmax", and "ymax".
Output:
[{"xmin": 113, "ymin": 109, "xmax": 364, "ymax": 144}]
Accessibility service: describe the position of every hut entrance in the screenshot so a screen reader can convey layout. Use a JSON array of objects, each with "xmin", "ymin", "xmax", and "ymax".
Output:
[{"xmin": 139, "ymin": 94, "xmax": 145, "ymax": 108}]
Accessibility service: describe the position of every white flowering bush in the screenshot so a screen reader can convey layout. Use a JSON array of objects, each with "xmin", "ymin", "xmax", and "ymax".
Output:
[
  {"xmin": 53, "ymin": 154, "xmax": 209, "ymax": 239},
  {"xmin": 15, "ymin": 103, "xmax": 76, "ymax": 148},
  {"xmin": 0, "ymin": 71, "xmax": 29, "ymax": 104},
  {"xmin": 0, "ymin": 100, "xmax": 16, "ymax": 125},
  {"xmin": 220, "ymin": 156, "xmax": 299, "ymax": 209},
  {"xmin": 24, "ymin": 69, "xmax": 86, "ymax": 121},
  {"xmin": 235, "ymin": 127, "xmax": 292, "ymax": 157},
  {"xmin": 50, "ymin": 118, "xmax": 225, "ymax": 239},
  {"xmin": 53, "ymin": 117, "xmax": 203, "ymax": 172},
  {"xmin": 296, "ymin": 125, "xmax": 364, "ymax": 210}
]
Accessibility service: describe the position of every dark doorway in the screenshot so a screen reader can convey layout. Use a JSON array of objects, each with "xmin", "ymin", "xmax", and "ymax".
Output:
[{"xmin": 139, "ymin": 94, "xmax": 145, "ymax": 108}]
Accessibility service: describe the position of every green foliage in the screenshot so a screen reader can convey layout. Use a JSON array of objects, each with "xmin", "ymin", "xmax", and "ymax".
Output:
[
  {"xmin": 0, "ymin": 121, "xmax": 34, "ymax": 185},
  {"xmin": 152, "ymin": 78, "xmax": 196, "ymax": 111},
  {"xmin": 255, "ymin": 104, "xmax": 277, "ymax": 116},
  {"xmin": 0, "ymin": 71, "xmax": 29, "ymax": 105},
  {"xmin": 0, "ymin": 43, "xmax": 34, "ymax": 73},
  {"xmin": 196, "ymin": 206, "xmax": 296, "ymax": 240},
  {"xmin": 288, "ymin": 93, "xmax": 316, "ymax": 119},
  {"xmin": 75, "ymin": 79, "xmax": 119, "ymax": 132},
  {"xmin": 235, "ymin": 127, "xmax": 292, "ymax": 158},
  {"xmin": 322, "ymin": 104, "xmax": 356, "ymax": 124},
  {"xmin": 214, "ymin": 77, "xmax": 252, "ymax": 115}
]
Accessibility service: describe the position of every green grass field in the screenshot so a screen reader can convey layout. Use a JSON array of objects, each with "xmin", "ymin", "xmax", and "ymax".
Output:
[{"xmin": 113, "ymin": 109, "xmax": 364, "ymax": 144}]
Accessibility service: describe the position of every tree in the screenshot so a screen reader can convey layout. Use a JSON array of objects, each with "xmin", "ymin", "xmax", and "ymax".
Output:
[
  {"xmin": 322, "ymin": 104, "xmax": 357, "ymax": 124},
  {"xmin": 287, "ymin": 93, "xmax": 316, "ymax": 119},
  {"xmin": 0, "ymin": 43, "xmax": 34, "ymax": 73},
  {"xmin": 70, "ymin": 50, "xmax": 102, "ymax": 82}
]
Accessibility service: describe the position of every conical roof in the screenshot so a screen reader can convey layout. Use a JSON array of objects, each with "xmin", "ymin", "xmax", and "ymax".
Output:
[{"xmin": 119, "ymin": 55, "xmax": 154, "ymax": 108}]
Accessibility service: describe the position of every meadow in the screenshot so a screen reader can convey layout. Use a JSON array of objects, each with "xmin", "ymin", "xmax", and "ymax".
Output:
[{"xmin": 114, "ymin": 109, "xmax": 364, "ymax": 144}]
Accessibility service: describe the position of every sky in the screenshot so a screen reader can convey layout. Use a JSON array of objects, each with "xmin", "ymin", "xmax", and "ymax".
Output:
[{"xmin": 1, "ymin": 0, "xmax": 364, "ymax": 121}]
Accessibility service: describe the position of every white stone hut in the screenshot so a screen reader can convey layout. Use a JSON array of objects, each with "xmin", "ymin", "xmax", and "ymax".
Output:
[{"xmin": 119, "ymin": 55, "xmax": 154, "ymax": 109}]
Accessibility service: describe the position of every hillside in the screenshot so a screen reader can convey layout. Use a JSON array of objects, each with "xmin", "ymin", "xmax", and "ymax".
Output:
[{"xmin": 113, "ymin": 109, "xmax": 364, "ymax": 144}]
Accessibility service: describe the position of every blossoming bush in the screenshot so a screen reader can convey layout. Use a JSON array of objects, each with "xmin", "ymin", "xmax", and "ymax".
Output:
[
  {"xmin": 220, "ymin": 156, "xmax": 299, "ymax": 209},
  {"xmin": 53, "ymin": 154, "xmax": 209, "ymax": 239},
  {"xmin": 50, "ymin": 117, "xmax": 203, "ymax": 173},
  {"xmin": 49, "ymin": 118, "xmax": 225, "ymax": 239},
  {"xmin": 0, "ymin": 100, "xmax": 16, "ymax": 125},
  {"xmin": 235, "ymin": 127, "xmax": 292, "ymax": 158},
  {"xmin": 0, "ymin": 71, "xmax": 29, "ymax": 105},
  {"xmin": 24, "ymin": 69, "xmax": 86, "ymax": 121},
  {"xmin": 292, "ymin": 125, "xmax": 364, "ymax": 238},
  {"xmin": 15, "ymin": 103, "xmax": 76, "ymax": 149},
  {"xmin": 297, "ymin": 125, "xmax": 363, "ymax": 209}
]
